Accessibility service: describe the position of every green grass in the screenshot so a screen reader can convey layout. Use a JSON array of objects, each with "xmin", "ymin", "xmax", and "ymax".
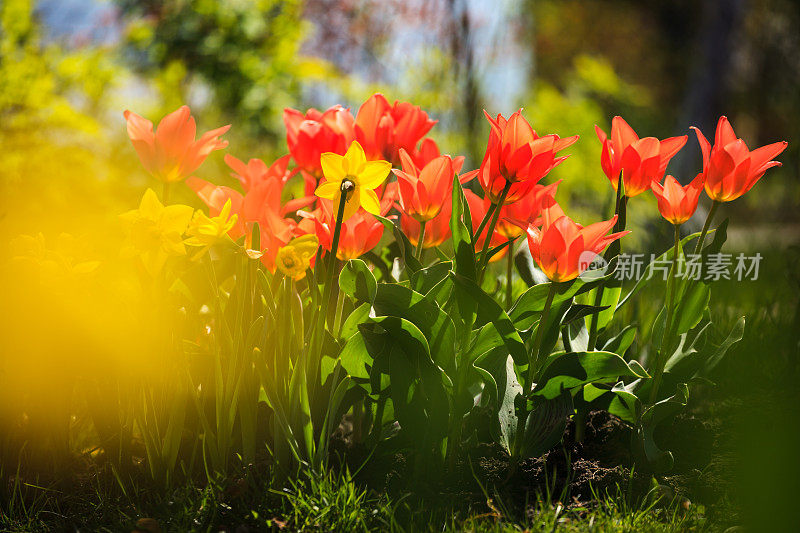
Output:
[{"xmin": 0, "ymin": 459, "xmax": 723, "ymax": 532}]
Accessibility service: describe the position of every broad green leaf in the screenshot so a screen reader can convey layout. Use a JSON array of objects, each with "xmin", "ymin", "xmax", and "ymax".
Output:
[
  {"xmin": 633, "ymin": 383, "xmax": 689, "ymax": 473},
  {"xmin": 449, "ymin": 173, "xmax": 478, "ymax": 324},
  {"xmin": 616, "ymin": 229, "xmax": 711, "ymax": 311},
  {"xmin": 699, "ymin": 316, "xmax": 744, "ymax": 376},
  {"xmin": 337, "ymin": 332, "xmax": 372, "ymax": 380},
  {"xmin": 340, "ymin": 302, "xmax": 371, "ymax": 340},
  {"xmin": 602, "ymin": 325, "xmax": 637, "ymax": 356},
  {"xmin": 509, "ymin": 266, "xmax": 616, "ymax": 331},
  {"xmin": 339, "ymin": 259, "xmax": 377, "ymax": 303},
  {"xmin": 411, "ymin": 261, "xmax": 452, "ymax": 294},
  {"xmin": 580, "ymin": 381, "xmax": 641, "ymax": 424},
  {"xmin": 533, "ymin": 351, "xmax": 650, "ymax": 400},
  {"xmin": 521, "ymin": 391, "xmax": 573, "ymax": 458},
  {"xmin": 373, "ymin": 283, "xmax": 456, "ymax": 375},
  {"xmin": 450, "ymin": 273, "xmax": 528, "ymax": 365},
  {"xmin": 375, "ymin": 214, "xmax": 422, "ymax": 274}
]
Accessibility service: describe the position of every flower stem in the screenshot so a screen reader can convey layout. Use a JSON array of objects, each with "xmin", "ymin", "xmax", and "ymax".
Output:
[
  {"xmin": 332, "ymin": 287, "xmax": 346, "ymax": 339},
  {"xmin": 473, "ymin": 202, "xmax": 497, "ymax": 245},
  {"xmin": 512, "ymin": 282, "xmax": 557, "ymax": 463},
  {"xmin": 309, "ymin": 182, "xmax": 350, "ymax": 379},
  {"xmin": 649, "ymin": 224, "xmax": 681, "ymax": 404},
  {"xmin": 692, "ymin": 200, "xmax": 719, "ymax": 255},
  {"xmin": 505, "ymin": 243, "xmax": 514, "ymax": 310},
  {"xmin": 415, "ymin": 220, "xmax": 427, "ymax": 261},
  {"xmin": 478, "ymin": 182, "xmax": 512, "ymax": 283},
  {"xmin": 587, "ymin": 176, "xmax": 627, "ymax": 350}
]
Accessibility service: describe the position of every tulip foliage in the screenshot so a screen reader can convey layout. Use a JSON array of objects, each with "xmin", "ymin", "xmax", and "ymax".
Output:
[{"xmin": 44, "ymin": 97, "xmax": 782, "ymax": 487}]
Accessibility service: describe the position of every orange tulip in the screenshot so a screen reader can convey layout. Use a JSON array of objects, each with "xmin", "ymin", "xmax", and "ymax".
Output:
[
  {"xmin": 650, "ymin": 174, "xmax": 705, "ymax": 225},
  {"xmin": 495, "ymin": 181, "xmax": 560, "ymax": 240},
  {"xmin": 393, "ymin": 148, "xmax": 457, "ymax": 222},
  {"xmin": 124, "ymin": 105, "xmax": 230, "ymax": 183},
  {"xmin": 355, "ymin": 93, "xmax": 437, "ymax": 165},
  {"xmin": 523, "ymin": 202, "xmax": 629, "ymax": 282},
  {"xmin": 479, "ymin": 110, "xmax": 578, "ymax": 203},
  {"xmin": 691, "ymin": 116, "xmax": 788, "ymax": 202},
  {"xmin": 284, "ymin": 105, "xmax": 356, "ymax": 179},
  {"xmin": 408, "ymin": 138, "xmax": 465, "ymax": 173},
  {"xmin": 224, "ymin": 153, "xmax": 293, "ymax": 191},
  {"xmin": 595, "ymin": 116, "xmax": 687, "ymax": 198},
  {"xmin": 400, "ymin": 196, "xmax": 452, "ymax": 249},
  {"xmin": 310, "ymin": 202, "xmax": 384, "ymax": 261},
  {"xmin": 187, "ymin": 154, "xmax": 315, "ymax": 259}
]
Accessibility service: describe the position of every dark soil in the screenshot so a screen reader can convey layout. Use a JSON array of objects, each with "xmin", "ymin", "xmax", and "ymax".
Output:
[{"xmin": 331, "ymin": 410, "xmax": 722, "ymax": 515}]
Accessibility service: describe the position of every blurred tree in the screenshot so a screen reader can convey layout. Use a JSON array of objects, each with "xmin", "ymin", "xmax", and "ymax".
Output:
[
  {"xmin": 116, "ymin": 0, "xmax": 333, "ymax": 138},
  {"xmin": 0, "ymin": 0, "xmax": 126, "ymax": 237}
]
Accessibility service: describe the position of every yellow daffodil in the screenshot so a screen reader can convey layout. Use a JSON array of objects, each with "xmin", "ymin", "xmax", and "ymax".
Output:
[
  {"xmin": 185, "ymin": 198, "xmax": 238, "ymax": 259},
  {"xmin": 314, "ymin": 141, "xmax": 391, "ymax": 221},
  {"xmin": 119, "ymin": 188, "xmax": 194, "ymax": 274},
  {"xmin": 276, "ymin": 234, "xmax": 319, "ymax": 280}
]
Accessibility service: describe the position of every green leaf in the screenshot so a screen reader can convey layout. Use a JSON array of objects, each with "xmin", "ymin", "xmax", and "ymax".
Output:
[
  {"xmin": 580, "ymin": 381, "xmax": 641, "ymax": 424},
  {"xmin": 338, "ymin": 332, "xmax": 372, "ymax": 380},
  {"xmin": 602, "ymin": 325, "xmax": 637, "ymax": 356},
  {"xmin": 373, "ymin": 283, "xmax": 457, "ymax": 376},
  {"xmin": 700, "ymin": 316, "xmax": 744, "ymax": 377},
  {"xmin": 340, "ymin": 302, "xmax": 371, "ymax": 340},
  {"xmin": 360, "ymin": 317, "xmax": 451, "ymax": 441},
  {"xmin": 563, "ymin": 303, "xmax": 610, "ymax": 325},
  {"xmin": 533, "ymin": 351, "xmax": 650, "ymax": 400},
  {"xmin": 509, "ymin": 267, "xmax": 616, "ymax": 331},
  {"xmin": 616, "ymin": 229, "xmax": 711, "ymax": 311},
  {"xmin": 521, "ymin": 391, "xmax": 573, "ymax": 458},
  {"xmin": 411, "ymin": 261, "xmax": 452, "ymax": 294},
  {"xmin": 673, "ymin": 281, "xmax": 710, "ymax": 335},
  {"xmin": 481, "ymin": 353, "xmax": 522, "ymax": 455},
  {"xmin": 339, "ymin": 259, "xmax": 377, "ymax": 303},
  {"xmin": 450, "ymin": 273, "xmax": 527, "ymax": 365},
  {"xmin": 449, "ymin": 173, "xmax": 478, "ymax": 323},
  {"xmin": 375, "ymin": 214, "xmax": 422, "ymax": 275},
  {"xmin": 633, "ymin": 383, "xmax": 689, "ymax": 473}
]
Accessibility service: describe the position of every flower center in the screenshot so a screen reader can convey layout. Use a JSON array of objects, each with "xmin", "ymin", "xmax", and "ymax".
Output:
[{"xmin": 341, "ymin": 177, "xmax": 356, "ymax": 198}]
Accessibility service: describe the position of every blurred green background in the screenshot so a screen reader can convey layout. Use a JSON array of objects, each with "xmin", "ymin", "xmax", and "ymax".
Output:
[{"xmin": 1, "ymin": 0, "xmax": 798, "ymax": 529}]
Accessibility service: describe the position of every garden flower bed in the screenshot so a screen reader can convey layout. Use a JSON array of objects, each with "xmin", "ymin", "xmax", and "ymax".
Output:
[{"xmin": 0, "ymin": 92, "xmax": 788, "ymax": 532}]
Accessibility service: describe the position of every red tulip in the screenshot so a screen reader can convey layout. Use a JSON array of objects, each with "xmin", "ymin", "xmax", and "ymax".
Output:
[
  {"xmin": 355, "ymin": 93, "xmax": 437, "ymax": 165},
  {"xmin": 495, "ymin": 181, "xmax": 560, "ymax": 240},
  {"xmin": 523, "ymin": 202, "xmax": 629, "ymax": 282},
  {"xmin": 393, "ymin": 148, "xmax": 456, "ymax": 222},
  {"xmin": 595, "ymin": 116, "xmax": 687, "ymax": 198},
  {"xmin": 479, "ymin": 110, "xmax": 578, "ymax": 203},
  {"xmin": 124, "ymin": 105, "xmax": 230, "ymax": 183},
  {"xmin": 650, "ymin": 174, "xmax": 705, "ymax": 225},
  {"xmin": 283, "ymin": 105, "xmax": 355, "ymax": 178},
  {"xmin": 691, "ymin": 116, "xmax": 788, "ymax": 202}
]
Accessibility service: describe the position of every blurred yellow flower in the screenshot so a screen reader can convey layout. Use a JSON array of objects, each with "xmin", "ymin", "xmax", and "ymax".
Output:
[
  {"xmin": 119, "ymin": 188, "xmax": 194, "ymax": 275},
  {"xmin": 314, "ymin": 141, "xmax": 391, "ymax": 220},
  {"xmin": 276, "ymin": 234, "xmax": 319, "ymax": 280},
  {"xmin": 185, "ymin": 198, "xmax": 238, "ymax": 258}
]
